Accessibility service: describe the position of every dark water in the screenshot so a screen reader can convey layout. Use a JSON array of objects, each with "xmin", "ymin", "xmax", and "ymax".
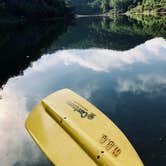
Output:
[{"xmin": 0, "ymin": 16, "xmax": 166, "ymax": 166}]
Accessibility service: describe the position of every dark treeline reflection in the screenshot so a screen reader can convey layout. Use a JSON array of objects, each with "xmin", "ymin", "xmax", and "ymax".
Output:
[
  {"xmin": 128, "ymin": 14, "xmax": 166, "ymax": 37},
  {"xmin": 0, "ymin": 15, "xmax": 165, "ymax": 88},
  {"xmin": 0, "ymin": 20, "xmax": 69, "ymax": 87},
  {"xmin": 51, "ymin": 16, "xmax": 165, "ymax": 51}
]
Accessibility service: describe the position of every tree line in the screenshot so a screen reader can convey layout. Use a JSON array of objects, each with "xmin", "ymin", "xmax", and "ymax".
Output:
[
  {"xmin": 0, "ymin": 0, "xmax": 73, "ymax": 19},
  {"xmin": 88, "ymin": 0, "xmax": 166, "ymax": 13},
  {"xmin": 0, "ymin": 0, "xmax": 165, "ymax": 18}
]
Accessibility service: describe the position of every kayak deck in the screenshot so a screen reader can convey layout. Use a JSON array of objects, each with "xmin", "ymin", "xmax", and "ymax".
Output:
[{"xmin": 25, "ymin": 89, "xmax": 143, "ymax": 166}]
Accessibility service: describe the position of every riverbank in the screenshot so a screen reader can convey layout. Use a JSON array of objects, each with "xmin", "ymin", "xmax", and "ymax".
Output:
[
  {"xmin": 76, "ymin": 13, "xmax": 110, "ymax": 18},
  {"xmin": 76, "ymin": 11, "xmax": 166, "ymax": 19}
]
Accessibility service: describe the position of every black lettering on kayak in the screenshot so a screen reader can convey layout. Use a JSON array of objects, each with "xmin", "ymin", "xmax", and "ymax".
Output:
[{"xmin": 67, "ymin": 101, "xmax": 96, "ymax": 120}]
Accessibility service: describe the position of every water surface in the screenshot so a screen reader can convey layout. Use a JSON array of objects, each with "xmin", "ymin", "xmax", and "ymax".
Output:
[{"xmin": 0, "ymin": 16, "xmax": 166, "ymax": 166}]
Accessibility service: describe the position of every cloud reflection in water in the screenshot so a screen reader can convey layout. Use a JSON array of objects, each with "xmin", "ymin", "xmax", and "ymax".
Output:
[{"xmin": 0, "ymin": 37, "xmax": 166, "ymax": 165}]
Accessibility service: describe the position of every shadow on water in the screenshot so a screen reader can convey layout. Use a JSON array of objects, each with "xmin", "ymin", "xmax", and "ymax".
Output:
[{"xmin": 0, "ymin": 20, "xmax": 69, "ymax": 87}]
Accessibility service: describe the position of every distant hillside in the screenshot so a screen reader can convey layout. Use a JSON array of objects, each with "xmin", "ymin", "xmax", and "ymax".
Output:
[
  {"xmin": 0, "ymin": 0, "xmax": 165, "ymax": 17},
  {"xmin": 70, "ymin": 0, "xmax": 141, "ymax": 14},
  {"xmin": 70, "ymin": 0, "xmax": 166, "ymax": 14},
  {"xmin": 128, "ymin": 0, "xmax": 166, "ymax": 14},
  {"xmin": 0, "ymin": 0, "xmax": 72, "ymax": 19}
]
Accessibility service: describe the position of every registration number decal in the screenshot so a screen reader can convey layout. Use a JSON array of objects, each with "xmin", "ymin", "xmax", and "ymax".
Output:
[{"xmin": 100, "ymin": 134, "xmax": 121, "ymax": 157}]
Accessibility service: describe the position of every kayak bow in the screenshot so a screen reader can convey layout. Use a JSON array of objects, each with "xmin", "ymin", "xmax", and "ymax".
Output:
[{"xmin": 25, "ymin": 89, "xmax": 143, "ymax": 166}]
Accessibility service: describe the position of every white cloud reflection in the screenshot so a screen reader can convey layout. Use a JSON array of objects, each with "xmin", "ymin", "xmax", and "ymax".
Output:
[
  {"xmin": 0, "ymin": 37, "xmax": 165, "ymax": 165},
  {"xmin": 30, "ymin": 37, "xmax": 165, "ymax": 72},
  {"xmin": 117, "ymin": 74, "xmax": 166, "ymax": 94},
  {"xmin": 0, "ymin": 86, "xmax": 50, "ymax": 166}
]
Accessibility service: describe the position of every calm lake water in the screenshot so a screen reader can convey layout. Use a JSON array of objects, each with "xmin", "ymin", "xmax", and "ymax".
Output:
[{"xmin": 0, "ymin": 16, "xmax": 166, "ymax": 166}]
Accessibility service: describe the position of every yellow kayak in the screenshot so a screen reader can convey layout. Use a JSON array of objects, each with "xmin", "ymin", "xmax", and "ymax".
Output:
[{"xmin": 25, "ymin": 89, "xmax": 144, "ymax": 166}]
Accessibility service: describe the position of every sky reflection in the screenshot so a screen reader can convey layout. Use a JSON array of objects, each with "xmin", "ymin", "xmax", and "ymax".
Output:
[
  {"xmin": 32, "ymin": 37, "xmax": 166, "ymax": 73},
  {"xmin": 0, "ymin": 37, "xmax": 166, "ymax": 165}
]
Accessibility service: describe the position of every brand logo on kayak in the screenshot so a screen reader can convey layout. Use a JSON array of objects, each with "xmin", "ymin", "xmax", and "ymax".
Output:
[{"xmin": 67, "ymin": 101, "xmax": 96, "ymax": 120}]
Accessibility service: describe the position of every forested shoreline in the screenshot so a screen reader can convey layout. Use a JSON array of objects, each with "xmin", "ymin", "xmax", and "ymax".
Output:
[
  {"xmin": 127, "ymin": 0, "xmax": 166, "ymax": 14},
  {"xmin": 0, "ymin": 0, "xmax": 165, "ymax": 20},
  {"xmin": 70, "ymin": 0, "xmax": 166, "ymax": 15}
]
